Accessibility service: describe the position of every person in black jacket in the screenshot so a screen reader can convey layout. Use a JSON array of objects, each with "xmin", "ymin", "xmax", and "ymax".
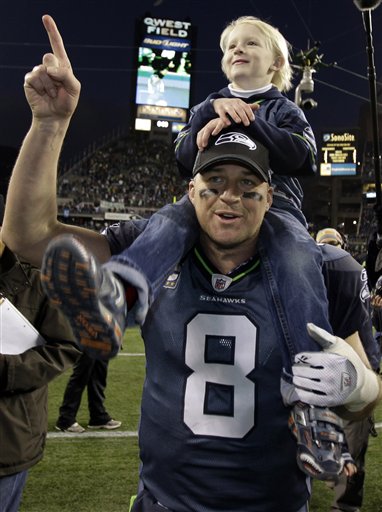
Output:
[{"xmin": 0, "ymin": 194, "xmax": 81, "ymax": 511}]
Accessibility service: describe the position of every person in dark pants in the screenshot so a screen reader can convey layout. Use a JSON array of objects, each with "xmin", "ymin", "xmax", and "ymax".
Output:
[
  {"xmin": 329, "ymin": 418, "xmax": 372, "ymax": 512},
  {"xmin": 55, "ymin": 353, "xmax": 121, "ymax": 433}
]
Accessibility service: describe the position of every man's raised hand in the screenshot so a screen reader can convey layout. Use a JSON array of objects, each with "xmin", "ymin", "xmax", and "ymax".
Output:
[{"xmin": 23, "ymin": 15, "xmax": 81, "ymax": 120}]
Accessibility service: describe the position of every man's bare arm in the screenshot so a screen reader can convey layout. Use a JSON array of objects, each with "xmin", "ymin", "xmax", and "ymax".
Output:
[{"xmin": 2, "ymin": 15, "xmax": 111, "ymax": 266}]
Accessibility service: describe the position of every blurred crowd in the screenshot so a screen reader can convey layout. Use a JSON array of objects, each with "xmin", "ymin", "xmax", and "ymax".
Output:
[{"xmin": 57, "ymin": 131, "xmax": 187, "ymax": 220}]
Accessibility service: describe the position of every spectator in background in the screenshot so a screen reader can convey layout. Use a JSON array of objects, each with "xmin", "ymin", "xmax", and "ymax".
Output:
[
  {"xmin": 371, "ymin": 274, "xmax": 382, "ymax": 352},
  {"xmin": 366, "ymin": 206, "xmax": 382, "ymax": 290},
  {"xmin": 316, "ymin": 227, "xmax": 345, "ymax": 248},
  {"xmin": 55, "ymin": 352, "xmax": 122, "ymax": 433},
  {"xmin": 316, "ymin": 226, "xmax": 380, "ymax": 512},
  {"xmin": 0, "ymin": 194, "xmax": 80, "ymax": 511}
]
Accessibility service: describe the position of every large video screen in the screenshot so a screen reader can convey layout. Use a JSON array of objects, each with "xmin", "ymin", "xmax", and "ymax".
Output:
[
  {"xmin": 320, "ymin": 130, "xmax": 358, "ymax": 176},
  {"xmin": 135, "ymin": 45, "xmax": 191, "ymax": 109},
  {"xmin": 134, "ymin": 16, "xmax": 193, "ymax": 126}
]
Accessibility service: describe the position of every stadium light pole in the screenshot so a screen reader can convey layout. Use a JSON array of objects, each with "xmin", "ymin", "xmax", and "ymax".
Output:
[{"xmin": 354, "ymin": 0, "xmax": 382, "ymax": 207}]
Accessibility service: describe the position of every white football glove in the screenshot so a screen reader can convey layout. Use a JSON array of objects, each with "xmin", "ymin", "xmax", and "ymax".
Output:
[{"xmin": 289, "ymin": 323, "xmax": 380, "ymax": 412}]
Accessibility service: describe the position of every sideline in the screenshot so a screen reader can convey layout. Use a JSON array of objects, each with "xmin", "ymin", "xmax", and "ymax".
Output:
[
  {"xmin": 47, "ymin": 430, "xmax": 139, "ymax": 439},
  {"xmin": 118, "ymin": 353, "xmax": 145, "ymax": 357}
]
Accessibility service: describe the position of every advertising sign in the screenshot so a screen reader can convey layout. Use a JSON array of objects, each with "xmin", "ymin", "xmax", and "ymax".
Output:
[{"xmin": 320, "ymin": 131, "xmax": 358, "ymax": 176}]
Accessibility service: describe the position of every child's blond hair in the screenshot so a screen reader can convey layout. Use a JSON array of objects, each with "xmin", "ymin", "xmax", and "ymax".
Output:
[{"xmin": 220, "ymin": 16, "xmax": 293, "ymax": 92}]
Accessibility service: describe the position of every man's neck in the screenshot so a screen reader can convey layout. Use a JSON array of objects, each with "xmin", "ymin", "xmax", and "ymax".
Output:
[
  {"xmin": 0, "ymin": 239, "xmax": 5, "ymax": 258},
  {"xmin": 200, "ymin": 235, "xmax": 257, "ymax": 275}
]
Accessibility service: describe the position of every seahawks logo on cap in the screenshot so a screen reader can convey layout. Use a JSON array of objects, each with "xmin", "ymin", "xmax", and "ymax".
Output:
[{"xmin": 215, "ymin": 132, "xmax": 257, "ymax": 151}]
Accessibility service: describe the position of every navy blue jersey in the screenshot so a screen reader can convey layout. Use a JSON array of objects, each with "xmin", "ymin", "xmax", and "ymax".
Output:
[
  {"xmin": 175, "ymin": 86, "xmax": 317, "ymax": 210},
  {"xmin": 139, "ymin": 248, "xmax": 309, "ymax": 512}
]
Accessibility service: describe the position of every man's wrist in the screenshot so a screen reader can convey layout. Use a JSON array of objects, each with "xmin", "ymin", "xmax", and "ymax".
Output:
[
  {"xmin": 29, "ymin": 118, "xmax": 70, "ymax": 149},
  {"xmin": 31, "ymin": 116, "xmax": 70, "ymax": 133},
  {"xmin": 345, "ymin": 368, "xmax": 380, "ymax": 411}
]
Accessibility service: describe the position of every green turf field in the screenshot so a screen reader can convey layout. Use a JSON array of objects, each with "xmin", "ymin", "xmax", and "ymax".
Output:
[{"xmin": 19, "ymin": 327, "xmax": 382, "ymax": 511}]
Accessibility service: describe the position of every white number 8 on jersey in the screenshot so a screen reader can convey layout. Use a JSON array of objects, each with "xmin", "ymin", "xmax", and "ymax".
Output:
[{"xmin": 184, "ymin": 313, "xmax": 257, "ymax": 438}]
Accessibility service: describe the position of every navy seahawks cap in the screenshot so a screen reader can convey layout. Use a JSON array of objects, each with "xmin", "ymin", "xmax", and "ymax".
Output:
[
  {"xmin": 0, "ymin": 195, "xmax": 4, "ymax": 224},
  {"xmin": 192, "ymin": 130, "xmax": 271, "ymax": 183}
]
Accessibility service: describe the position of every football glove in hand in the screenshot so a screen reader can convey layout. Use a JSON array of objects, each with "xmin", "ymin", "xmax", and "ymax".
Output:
[{"xmin": 290, "ymin": 323, "xmax": 380, "ymax": 412}]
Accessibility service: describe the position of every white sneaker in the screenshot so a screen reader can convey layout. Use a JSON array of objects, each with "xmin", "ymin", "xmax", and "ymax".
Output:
[
  {"xmin": 87, "ymin": 419, "xmax": 122, "ymax": 430},
  {"xmin": 55, "ymin": 422, "xmax": 85, "ymax": 433}
]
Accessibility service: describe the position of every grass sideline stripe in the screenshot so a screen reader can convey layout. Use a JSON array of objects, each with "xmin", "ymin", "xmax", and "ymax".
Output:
[
  {"xmin": 47, "ymin": 430, "xmax": 138, "ymax": 439},
  {"xmin": 118, "ymin": 353, "xmax": 145, "ymax": 356}
]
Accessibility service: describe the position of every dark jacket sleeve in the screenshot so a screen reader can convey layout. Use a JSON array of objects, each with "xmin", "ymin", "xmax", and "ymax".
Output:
[
  {"xmin": 0, "ymin": 276, "xmax": 81, "ymax": 394},
  {"xmin": 244, "ymin": 100, "xmax": 317, "ymax": 176},
  {"xmin": 0, "ymin": 340, "xmax": 80, "ymax": 395}
]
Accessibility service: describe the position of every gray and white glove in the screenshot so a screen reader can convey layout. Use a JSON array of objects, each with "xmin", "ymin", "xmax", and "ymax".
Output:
[{"xmin": 286, "ymin": 323, "xmax": 380, "ymax": 412}]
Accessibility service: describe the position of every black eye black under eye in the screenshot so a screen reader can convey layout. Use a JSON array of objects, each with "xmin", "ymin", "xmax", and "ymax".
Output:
[{"xmin": 242, "ymin": 191, "xmax": 264, "ymax": 201}]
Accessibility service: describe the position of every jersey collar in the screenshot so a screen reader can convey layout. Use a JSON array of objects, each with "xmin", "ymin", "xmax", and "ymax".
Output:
[{"xmin": 193, "ymin": 245, "xmax": 260, "ymax": 293}]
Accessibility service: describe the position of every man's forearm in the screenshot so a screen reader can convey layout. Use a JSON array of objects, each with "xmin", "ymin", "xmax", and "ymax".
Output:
[{"xmin": 2, "ymin": 118, "xmax": 70, "ymax": 264}]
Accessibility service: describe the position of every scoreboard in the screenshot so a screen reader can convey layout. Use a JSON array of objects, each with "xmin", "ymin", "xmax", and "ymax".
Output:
[
  {"xmin": 133, "ymin": 15, "xmax": 194, "ymax": 134},
  {"xmin": 320, "ymin": 130, "xmax": 358, "ymax": 176}
]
